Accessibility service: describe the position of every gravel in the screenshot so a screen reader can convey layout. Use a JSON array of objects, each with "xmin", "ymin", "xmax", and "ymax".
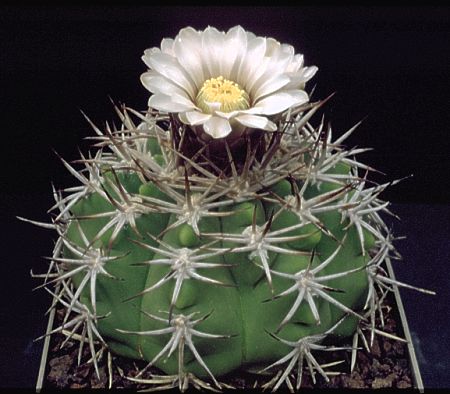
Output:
[{"xmin": 43, "ymin": 293, "xmax": 413, "ymax": 390}]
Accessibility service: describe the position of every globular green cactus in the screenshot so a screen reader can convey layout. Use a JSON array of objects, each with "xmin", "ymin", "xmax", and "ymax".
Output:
[{"xmin": 26, "ymin": 26, "xmax": 435, "ymax": 391}]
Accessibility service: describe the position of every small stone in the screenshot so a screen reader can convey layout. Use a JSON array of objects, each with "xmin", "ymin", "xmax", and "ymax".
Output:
[
  {"xmin": 48, "ymin": 354, "xmax": 72, "ymax": 369},
  {"xmin": 371, "ymin": 338, "xmax": 381, "ymax": 358},
  {"xmin": 360, "ymin": 364, "xmax": 369, "ymax": 376},
  {"xmin": 347, "ymin": 372, "xmax": 366, "ymax": 389},
  {"xmin": 379, "ymin": 362, "xmax": 391, "ymax": 374},
  {"xmin": 357, "ymin": 350, "xmax": 370, "ymax": 364},
  {"xmin": 300, "ymin": 373, "xmax": 313, "ymax": 388},
  {"xmin": 384, "ymin": 316, "xmax": 396, "ymax": 332},
  {"xmin": 384, "ymin": 357, "xmax": 395, "ymax": 368},
  {"xmin": 72, "ymin": 363, "xmax": 91, "ymax": 381},
  {"xmin": 393, "ymin": 341, "xmax": 405, "ymax": 356},
  {"xmin": 326, "ymin": 375, "xmax": 341, "ymax": 388},
  {"xmin": 386, "ymin": 372, "xmax": 398, "ymax": 384},
  {"xmin": 397, "ymin": 379, "xmax": 412, "ymax": 388},
  {"xmin": 47, "ymin": 354, "xmax": 73, "ymax": 387},
  {"xmin": 372, "ymin": 377, "xmax": 393, "ymax": 389},
  {"xmin": 70, "ymin": 383, "xmax": 88, "ymax": 389},
  {"xmin": 401, "ymin": 374, "xmax": 412, "ymax": 384},
  {"xmin": 383, "ymin": 340, "xmax": 392, "ymax": 354},
  {"xmin": 90, "ymin": 366, "xmax": 107, "ymax": 388},
  {"xmin": 371, "ymin": 359, "xmax": 382, "ymax": 376},
  {"xmin": 398, "ymin": 358, "xmax": 408, "ymax": 369},
  {"xmin": 337, "ymin": 371, "xmax": 365, "ymax": 389}
]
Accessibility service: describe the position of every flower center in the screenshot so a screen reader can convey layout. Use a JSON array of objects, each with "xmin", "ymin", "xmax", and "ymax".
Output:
[{"xmin": 195, "ymin": 76, "xmax": 250, "ymax": 113}]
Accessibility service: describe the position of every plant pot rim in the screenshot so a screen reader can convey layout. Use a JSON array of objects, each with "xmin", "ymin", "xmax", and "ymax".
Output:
[{"xmin": 35, "ymin": 259, "xmax": 424, "ymax": 392}]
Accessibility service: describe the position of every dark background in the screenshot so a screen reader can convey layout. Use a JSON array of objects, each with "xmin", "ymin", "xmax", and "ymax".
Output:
[{"xmin": 1, "ymin": 5, "xmax": 449, "ymax": 388}]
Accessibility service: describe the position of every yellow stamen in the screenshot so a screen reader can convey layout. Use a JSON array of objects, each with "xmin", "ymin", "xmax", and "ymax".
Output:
[{"xmin": 196, "ymin": 76, "xmax": 250, "ymax": 113}]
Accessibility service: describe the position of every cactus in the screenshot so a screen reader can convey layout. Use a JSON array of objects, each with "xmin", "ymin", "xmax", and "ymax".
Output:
[{"xmin": 25, "ymin": 26, "xmax": 435, "ymax": 391}]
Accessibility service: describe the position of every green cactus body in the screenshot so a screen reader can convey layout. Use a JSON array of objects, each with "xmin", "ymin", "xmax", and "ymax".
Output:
[
  {"xmin": 61, "ymin": 143, "xmax": 372, "ymax": 379},
  {"xmin": 27, "ymin": 100, "xmax": 436, "ymax": 392}
]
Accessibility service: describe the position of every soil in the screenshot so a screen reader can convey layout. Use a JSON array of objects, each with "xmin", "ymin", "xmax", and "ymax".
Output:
[{"xmin": 43, "ymin": 292, "xmax": 413, "ymax": 391}]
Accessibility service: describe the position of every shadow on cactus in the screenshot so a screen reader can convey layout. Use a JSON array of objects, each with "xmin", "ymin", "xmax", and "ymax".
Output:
[{"xmin": 22, "ymin": 26, "xmax": 435, "ymax": 392}]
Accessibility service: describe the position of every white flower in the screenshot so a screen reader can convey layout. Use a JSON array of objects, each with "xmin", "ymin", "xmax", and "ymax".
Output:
[{"xmin": 141, "ymin": 26, "xmax": 318, "ymax": 139}]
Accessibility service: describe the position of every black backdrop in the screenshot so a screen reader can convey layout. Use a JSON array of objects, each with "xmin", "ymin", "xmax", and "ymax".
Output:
[
  {"xmin": 1, "ymin": 5, "xmax": 449, "ymax": 388},
  {"xmin": 1, "ymin": 5, "xmax": 449, "ymax": 204}
]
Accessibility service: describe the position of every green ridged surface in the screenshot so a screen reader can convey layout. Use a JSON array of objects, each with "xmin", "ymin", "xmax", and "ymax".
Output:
[{"xmin": 64, "ymin": 160, "xmax": 372, "ymax": 378}]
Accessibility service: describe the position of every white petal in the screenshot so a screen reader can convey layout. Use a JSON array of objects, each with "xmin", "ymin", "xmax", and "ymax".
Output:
[
  {"xmin": 280, "ymin": 43, "xmax": 295, "ymax": 57},
  {"xmin": 173, "ymin": 27, "xmax": 205, "ymax": 89},
  {"xmin": 142, "ymin": 48, "xmax": 161, "ymax": 69},
  {"xmin": 235, "ymin": 114, "xmax": 277, "ymax": 131},
  {"xmin": 142, "ymin": 26, "xmax": 317, "ymax": 126},
  {"xmin": 286, "ymin": 54, "xmax": 304, "ymax": 73},
  {"xmin": 228, "ymin": 27, "xmax": 249, "ymax": 82},
  {"xmin": 265, "ymin": 37, "xmax": 281, "ymax": 57},
  {"xmin": 149, "ymin": 93, "xmax": 196, "ymax": 113},
  {"xmin": 203, "ymin": 116, "xmax": 232, "ymax": 139},
  {"xmin": 246, "ymin": 30, "xmax": 256, "ymax": 41},
  {"xmin": 244, "ymin": 57, "xmax": 270, "ymax": 96},
  {"xmin": 141, "ymin": 72, "xmax": 192, "ymax": 99},
  {"xmin": 239, "ymin": 106, "xmax": 268, "ymax": 115},
  {"xmin": 161, "ymin": 38, "xmax": 175, "ymax": 55},
  {"xmin": 214, "ymin": 108, "xmax": 267, "ymax": 119},
  {"xmin": 172, "ymin": 94, "xmax": 197, "ymax": 108},
  {"xmin": 284, "ymin": 66, "xmax": 319, "ymax": 90},
  {"xmin": 221, "ymin": 25, "xmax": 248, "ymax": 79},
  {"xmin": 253, "ymin": 90, "xmax": 309, "ymax": 115},
  {"xmin": 236, "ymin": 37, "xmax": 267, "ymax": 89},
  {"xmin": 214, "ymin": 110, "xmax": 241, "ymax": 119},
  {"xmin": 219, "ymin": 106, "xmax": 265, "ymax": 117},
  {"xmin": 249, "ymin": 47, "xmax": 293, "ymax": 97},
  {"xmin": 201, "ymin": 26, "xmax": 225, "ymax": 78},
  {"xmin": 146, "ymin": 52, "xmax": 196, "ymax": 99},
  {"xmin": 203, "ymin": 101, "xmax": 222, "ymax": 113},
  {"xmin": 179, "ymin": 111, "xmax": 211, "ymax": 126},
  {"xmin": 301, "ymin": 66, "xmax": 318, "ymax": 82},
  {"xmin": 253, "ymin": 74, "xmax": 291, "ymax": 102}
]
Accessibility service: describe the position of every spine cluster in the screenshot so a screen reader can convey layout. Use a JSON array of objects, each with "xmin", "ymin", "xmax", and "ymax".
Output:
[{"xmin": 25, "ymin": 99, "xmax": 434, "ymax": 391}]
